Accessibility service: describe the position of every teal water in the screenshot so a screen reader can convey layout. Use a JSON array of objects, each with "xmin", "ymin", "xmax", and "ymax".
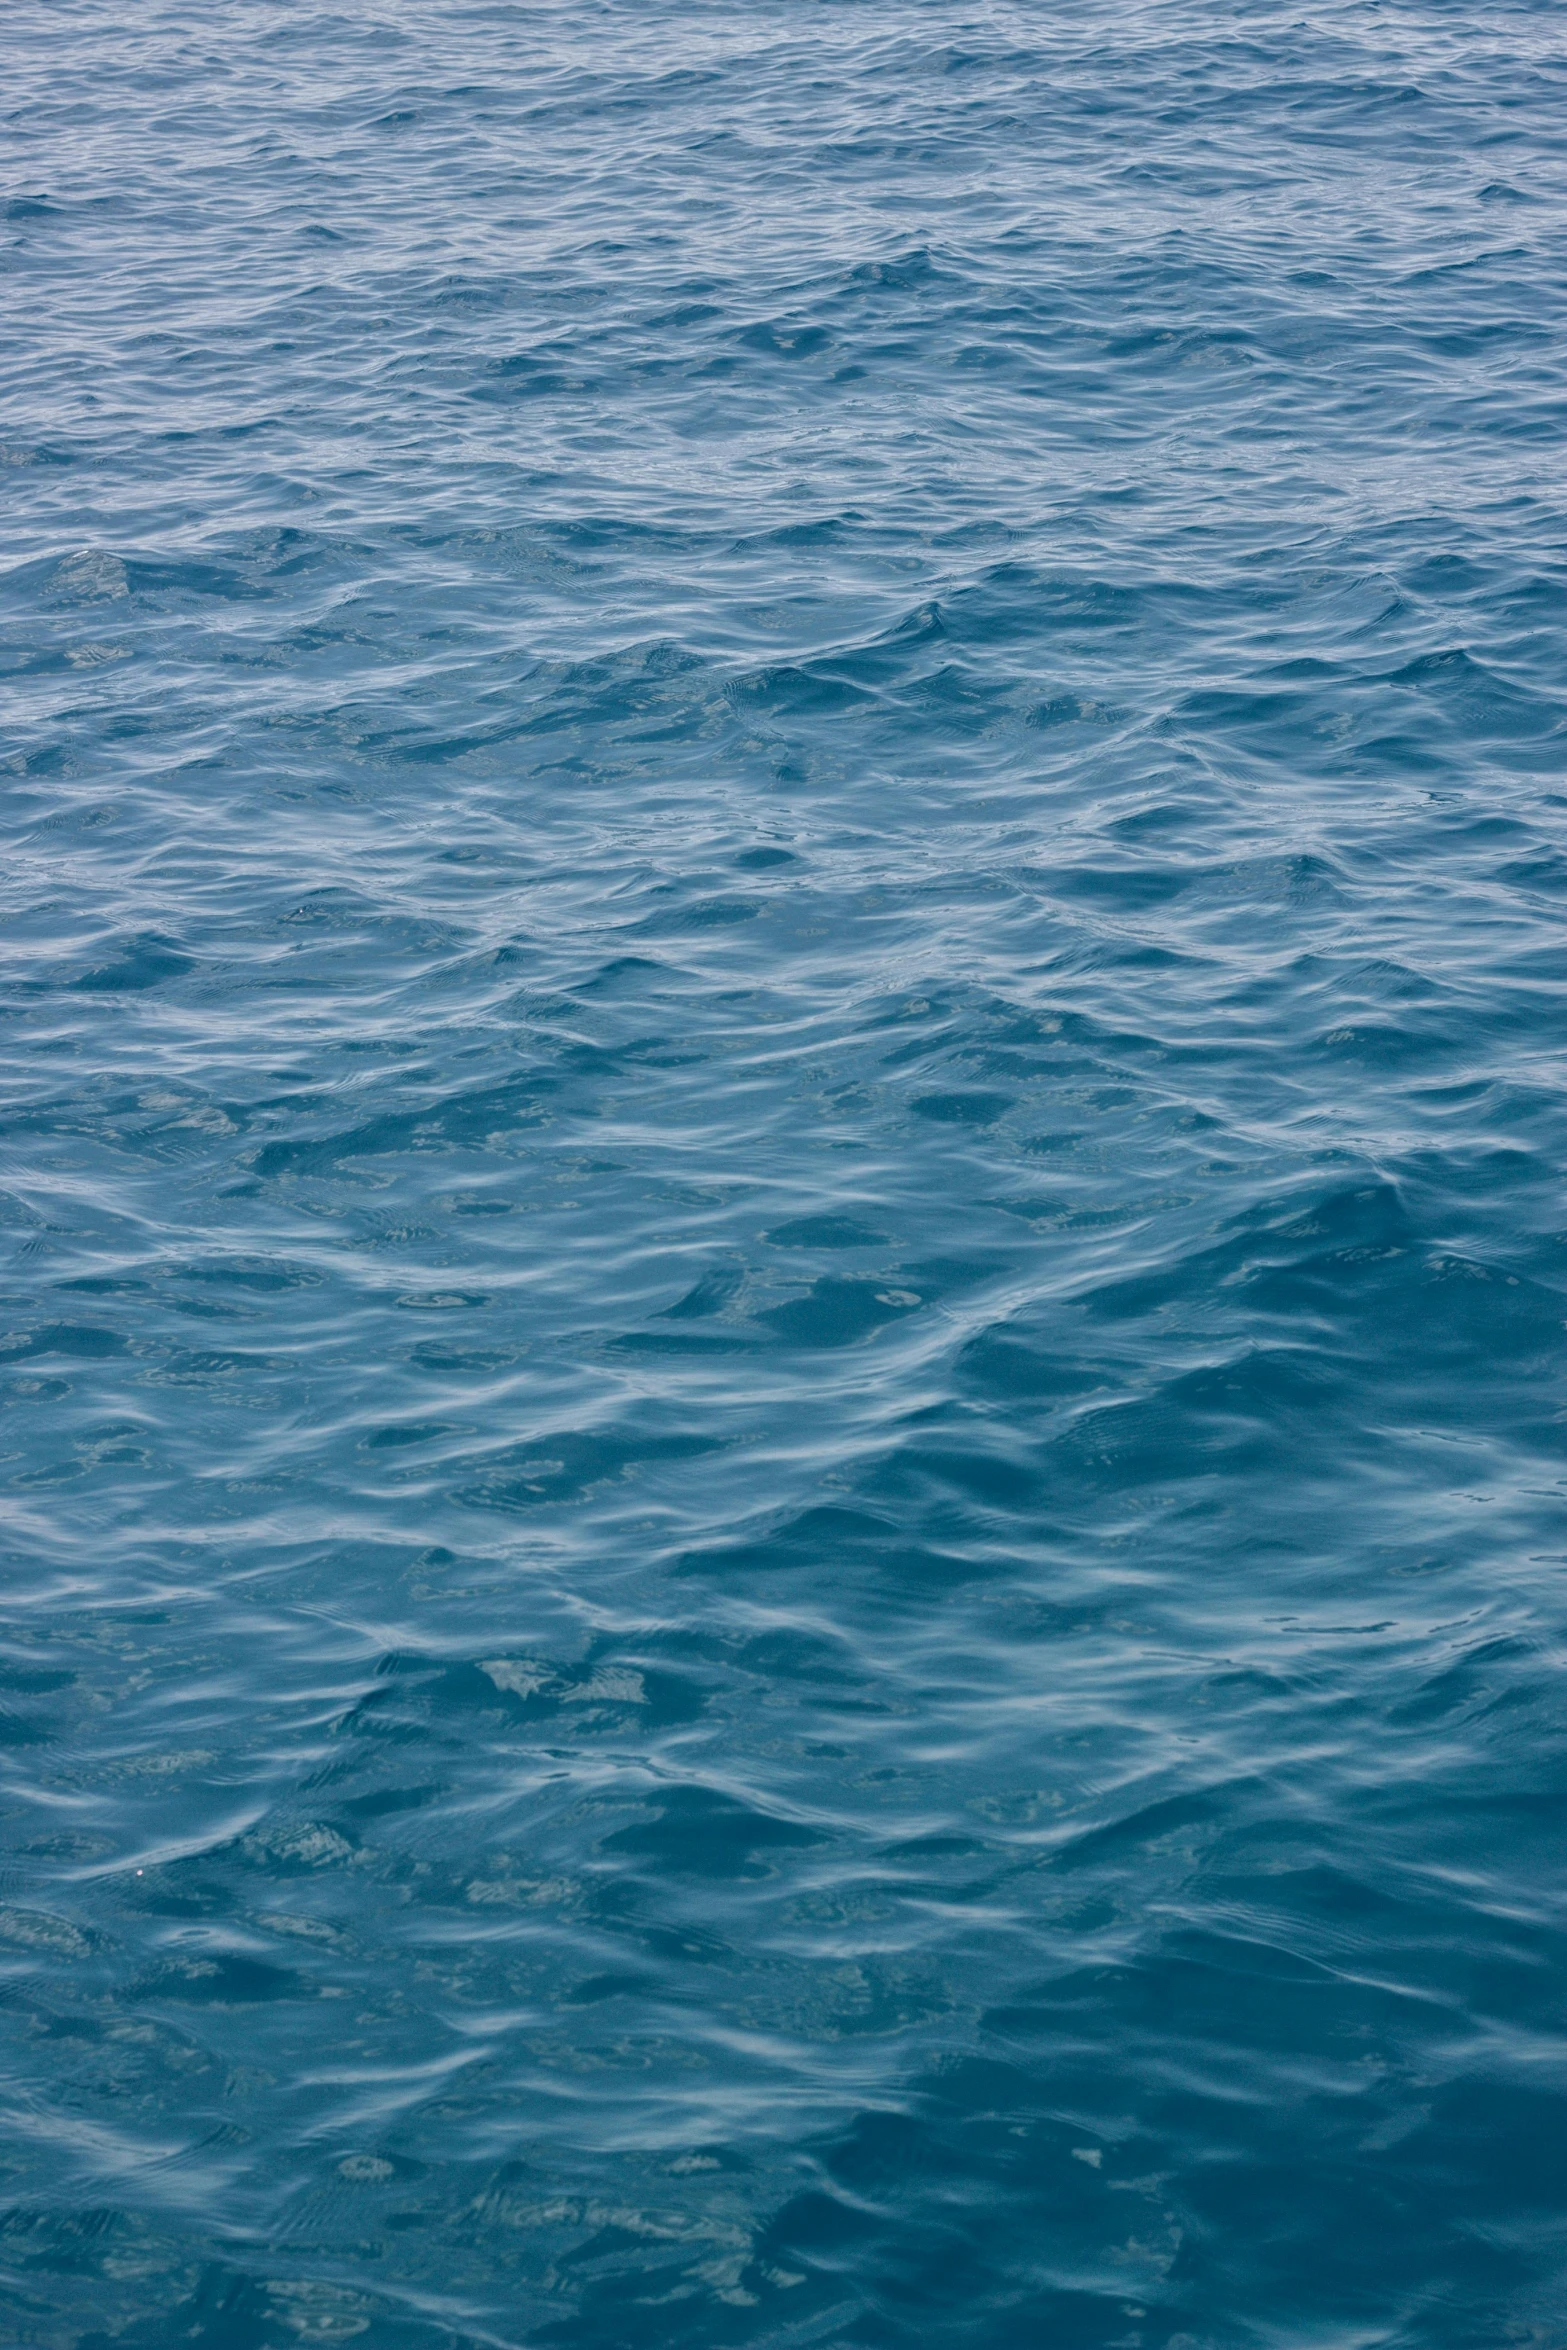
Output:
[{"xmin": 4, "ymin": 4, "xmax": 1567, "ymax": 2344}]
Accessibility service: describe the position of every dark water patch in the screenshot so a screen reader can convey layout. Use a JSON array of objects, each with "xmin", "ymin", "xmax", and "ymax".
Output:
[{"xmin": 603, "ymin": 1786, "xmax": 826, "ymax": 1881}]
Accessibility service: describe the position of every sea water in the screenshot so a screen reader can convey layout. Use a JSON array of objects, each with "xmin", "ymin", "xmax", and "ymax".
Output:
[{"xmin": 3, "ymin": 3, "xmax": 1566, "ymax": 2344}]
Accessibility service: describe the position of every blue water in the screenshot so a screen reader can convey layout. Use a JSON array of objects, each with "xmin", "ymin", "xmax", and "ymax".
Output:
[{"xmin": 4, "ymin": 3, "xmax": 1567, "ymax": 2344}]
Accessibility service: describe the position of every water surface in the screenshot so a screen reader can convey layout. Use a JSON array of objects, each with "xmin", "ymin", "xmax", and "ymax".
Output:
[{"xmin": 3, "ymin": 3, "xmax": 1567, "ymax": 2344}]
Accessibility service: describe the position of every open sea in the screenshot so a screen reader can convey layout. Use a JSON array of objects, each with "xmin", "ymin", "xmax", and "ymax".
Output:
[{"xmin": 4, "ymin": 3, "xmax": 1567, "ymax": 2344}]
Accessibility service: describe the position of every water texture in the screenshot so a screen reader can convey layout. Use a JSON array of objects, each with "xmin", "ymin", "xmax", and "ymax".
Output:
[{"xmin": 3, "ymin": 2, "xmax": 1567, "ymax": 2343}]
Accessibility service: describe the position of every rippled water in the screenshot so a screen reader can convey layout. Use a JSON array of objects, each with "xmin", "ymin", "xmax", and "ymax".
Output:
[{"xmin": 4, "ymin": 3, "xmax": 1567, "ymax": 2343}]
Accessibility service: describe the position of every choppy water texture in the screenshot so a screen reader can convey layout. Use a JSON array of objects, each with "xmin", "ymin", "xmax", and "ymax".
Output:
[{"xmin": 4, "ymin": 3, "xmax": 1567, "ymax": 2344}]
